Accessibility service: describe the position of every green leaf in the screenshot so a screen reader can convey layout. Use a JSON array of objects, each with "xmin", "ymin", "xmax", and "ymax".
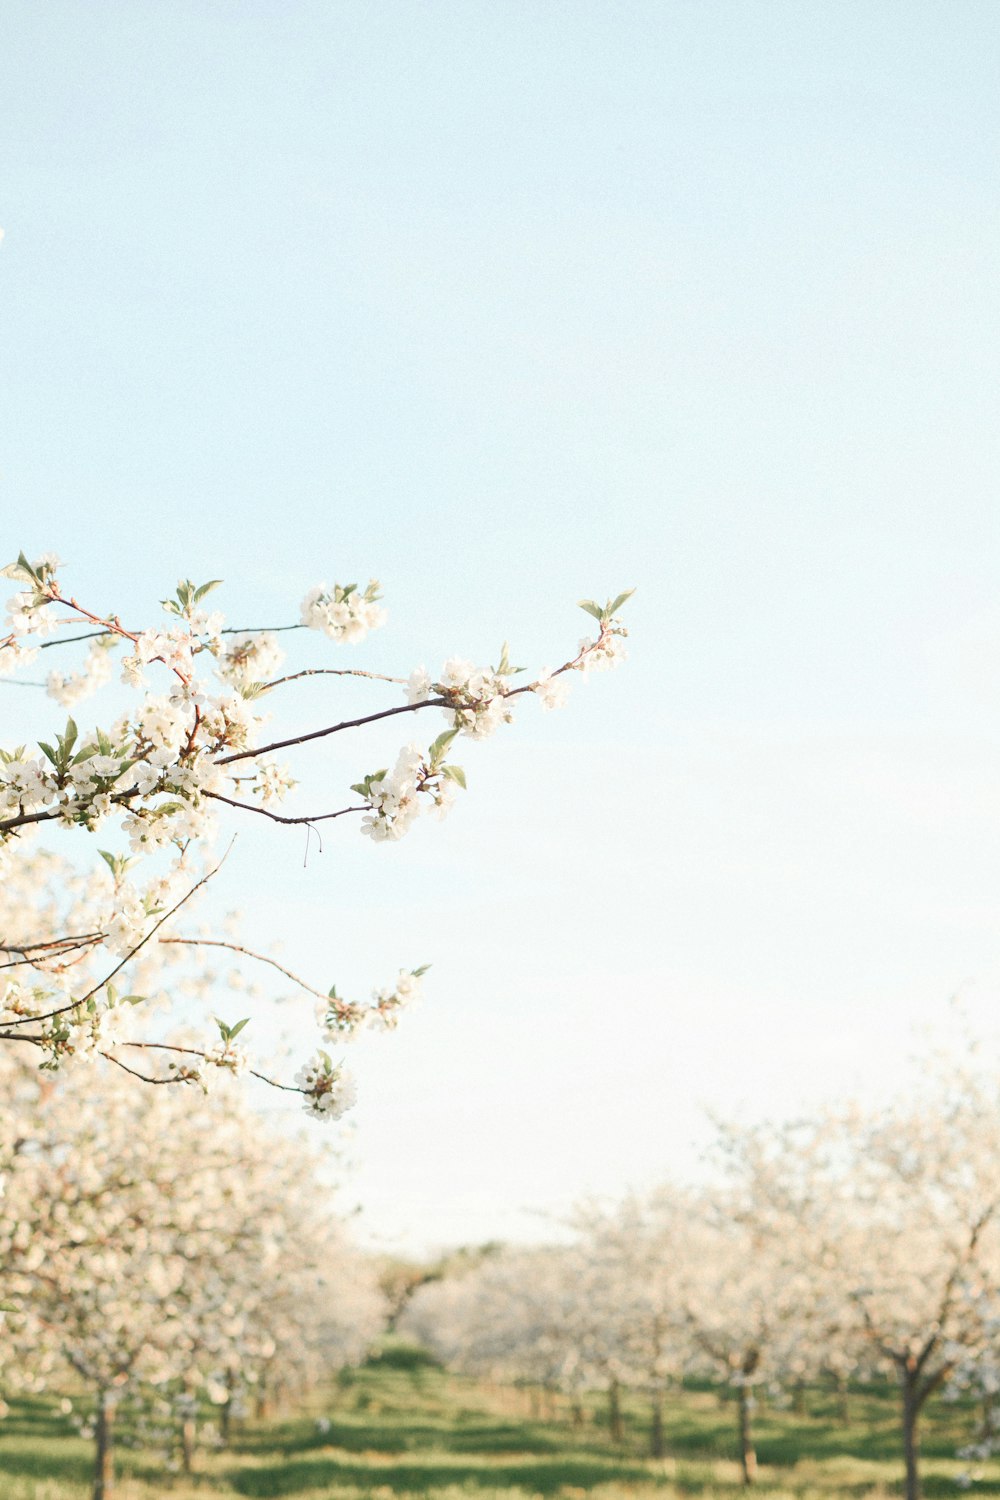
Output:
[
  {"xmin": 428, "ymin": 728, "xmax": 458, "ymax": 765},
  {"xmin": 328, "ymin": 985, "xmax": 339, "ymax": 999},
  {"xmin": 578, "ymin": 599, "xmax": 604, "ymax": 622},
  {"xmin": 63, "ymin": 718, "xmax": 79, "ymax": 751},
  {"xmin": 608, "ymin": 588, "xmax": 636, "ymax": 615},
  {"xmin": 193, "ymin": 579, "xmax": 224, "ymax": 602},
  {"xmin": 442, "ymin": 764, "xmax": 467, "ymax": 790},
  {"xmin": 122, "ymin": 994, "xmax": 145, "ymax": 1006},
  {"xmin": 228, "ymin": 1017, "xmax": 250, "ymax": 1039},
  {"xmin": 97, "ymin": 850, "xmax": 118, "ymax": 874},
  {"xmin": 37, "ymin": 742, "xmax": 58, "ymax": 767},
  {"xmin": 11, "ymin": 551, "xmax": 40, "ymax": 584},
  {"xmin": 412, "ymin": 964, "xmax": 431, "ymax": 977}
]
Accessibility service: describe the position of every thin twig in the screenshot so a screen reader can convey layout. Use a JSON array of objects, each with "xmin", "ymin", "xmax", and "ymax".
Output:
[
  {"xmin": 159, "ymin": 938, "xmax": 332, "ymax": 1004},
  {"xmin": 78, "ymin": 842, "xmax": 235, "ymax": 1007},
  {"xmin": 261, "ymin": 667, "xmax": 406, "ymax": 689},
  {"xmin": 1, "ymin": 844, "xmax": 235, "ymax": 1030},
  {"xmin": 203, "ymin": 790, "xmax": 363, "ymax": 826},
  {"xmin": 122, "ymin": 1040, "xmax": 303, "ymax": 1093}
]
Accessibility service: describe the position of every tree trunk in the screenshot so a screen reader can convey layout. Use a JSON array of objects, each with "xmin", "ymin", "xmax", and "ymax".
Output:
[
  {"xmin": 792, "ymin": 1380, "xmax": 805, "ymax": 1417},
  {"xmin": 902, "ymin": 1378, "xmax": 921, "ymax": 1500},
  {"xmin": 650, "ymin": 1394, "xmax": 665, "ymax": 1458},
  {"xmin": 93, "ymin": 1391, "xmax": 116, "ymax": 1500},
  {"xmin": 835, "ymin": 1371, "xmax": 850, "ymax": 1425},
  {"xmin": 608, "ymin": 1378, "xmax": 625, "ymax": 1443},
  {"xmin": 738, "ymin": 1386, "xmax": 757, "ymax": 1486},
  {"xmin": 571, "ymin": 1400, "xmax": 584, "ymax": 1426},
  {"xmin": 181, "ymin": 1412, "xmax": 196, "ymax": 1473}
]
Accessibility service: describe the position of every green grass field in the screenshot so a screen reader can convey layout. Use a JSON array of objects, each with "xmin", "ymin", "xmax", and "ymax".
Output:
[{"xmin": 1, "ymin": 1346, "xmax": 997, "ymax": 1499}]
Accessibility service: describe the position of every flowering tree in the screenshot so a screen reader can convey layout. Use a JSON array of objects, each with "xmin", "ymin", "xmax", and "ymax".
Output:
[
  {"xmin": 563, "ymin": 1195, "xmax": 690, "ymax": 1453},
  {"xmin": 691, "ymin": 1078, "xmax": 1000, "ymax": 1500},
  {"xmin": 0, "ymin": 1053, "xmax": 386, "ymax": 1500},
  {"xmin": 817, "ymin": 1093, "xmax": 1000, "ymax": 1500},
  {"xmin": 401, "ymin": 1206, "xmax": 689, "ymax": 1450},
  {"xmin": 0, "ymin": 552, "xmax": 631, "ymax": 1116}
]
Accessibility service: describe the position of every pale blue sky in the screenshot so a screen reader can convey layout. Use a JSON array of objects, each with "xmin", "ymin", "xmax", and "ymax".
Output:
[{"xmin": 3, "ymin": 4, "xmax": 1000, "ymax": 1248}]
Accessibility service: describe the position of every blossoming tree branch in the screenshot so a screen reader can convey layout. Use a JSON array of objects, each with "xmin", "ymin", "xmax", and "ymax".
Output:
[{"xmin": 0, "ymin": 552, "xmax": 632, "ymax": 1118}]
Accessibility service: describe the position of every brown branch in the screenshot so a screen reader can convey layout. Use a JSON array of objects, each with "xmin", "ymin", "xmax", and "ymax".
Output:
[
  {"xmin": 38, "ymin": 629, "xmax": 116, "ymax": 651},
  {"xmin": 221, "ymin": 623, "xmax": 305, "ymax": 636},
  {"xmin": 101, "ymin": 1051, "xmax": 178, "ymax": 1086},
  {"xmin": 214, "ymin": 697, "xmax": 451, "ymax": 766},
  {"xmin": 0, "ymin": 788, "xmax": 140, "ymax": 836},
  {"xmin": 159, "ymin": 937, "xmax": 333, "ymax": 1004},
  {"xmin": 121, "ymin": 1040, "xmax": 304, "ymax": 1093},
  {"xmin": 46, "ymin": 588, "xmax": 139, "ymax": 649},
  {"xmin": 261, "ymin": 667, "xmax": 406, "ymax": 689},
  {"xmin": 0, "ymin": 932, "xmax": 103, "ymax": 954},
  {"xmin": 202, "ymin": 790, "xmax": 363, "ymax": 826},
  {"xmin": 218, "ymin": 627, "xmax": 611, "ymax": 769}
]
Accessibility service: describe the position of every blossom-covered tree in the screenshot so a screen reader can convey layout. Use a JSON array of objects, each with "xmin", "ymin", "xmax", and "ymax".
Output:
[
  {"xmin": 0, "ymin": 1052, "xmax": 385, "ymax": 1500},
  {"xmin": 0, "ymin": 552, "xmax": 632, "ymax": 1116},
  {"xmin": 819, "ymin": 1094, "xmax": 1000, "ymax": 1500}
]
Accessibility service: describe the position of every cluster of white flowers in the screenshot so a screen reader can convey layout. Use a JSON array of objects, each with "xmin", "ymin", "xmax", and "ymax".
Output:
[
  {"xmin": 316, "ymin": 993, "xmax": 364, "ymax": 1039},
  {"xmin": 368, "ymin": 967, "xmax": 425, "ymax": 1031},
  {"xmin": 0, "ymin": 639, "xmax": 39, "ymax": 676},
  {"xmin": 358, "ymin": 744, "xmax": 424, "ymax": 841},
  {"xmin": 300, "ymin": 580, "xmax": 386, "ymax": 644},
  {"xmin": 120, "ymin": 625, "xmax": 204, "ymax": 687},
  {"xmin": 135, "ymin": 694, "xmax": 193, "ymax": 765},
  {"xmin": 253, "ymin": 760, "xmax": 296, "ymax": 805},
  {"xmin": 0, "ymin": 754, "xmax": 55, "ymax": 816},
  {"xmin": 293, "ymin": 1054, "xmax": 358, "ymax": 1121},
  {"xmin": 0, "ymin": 979, "xmax": 47, "ymax": 1023},
  {"xmin": 531, "ymin": 666, "xmax": 571, "ymax": 711},
  {"xmin": 408, "ymin": 658, "xmax": 516, "ymax": 740},
  {"xmin": 54, "ymin": 998, "xmax": 134, "ymax": 1063},
  {"xmin": 316, "ymin": 967, "xmax": 425, "ymax": 1041},
  {"xmin": 578, "ymin": 631, "xmax": 628, "ymax": 673},
  {"xmin": 217, "ymin": 631, "xmax": 285, "ymax": 687},
  {"xmin": 3, "ymin": 555, "xmax": 61, "ymax": 638},
  {"xmin": 203, "ymin": 1038, "xmax": 249, "ymax": 1076},
  {"xmin": 198, "ymin": 690, "xmax": 261, "ymax": 755},
  {"xmin": 104, "ymin": 883, "xmax": 154, "ymax": 957},
  {"xmin": 47, "ymin": 637, "xmax": 116, "ymax": 709}
]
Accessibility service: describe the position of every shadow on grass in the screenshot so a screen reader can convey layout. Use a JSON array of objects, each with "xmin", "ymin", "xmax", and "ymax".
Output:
[
  {"xmin": 235, "ymin": 1416, "xmax": 575, "ymax": 1459},
  {"xmin": 923, "ymin": 1478, "xmax": 1000, "ymax": 1499},
  {"xmin": 229, "ymin": 1456, "xmax": 661, "ymax": 1498},
  {"xmin": 0, "ymin": 1443, "xmax": 94, "ymax": 1487}
]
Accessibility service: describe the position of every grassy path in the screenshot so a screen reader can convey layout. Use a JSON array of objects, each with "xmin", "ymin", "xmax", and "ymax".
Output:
[{"xmin": 3, "ymin": 1348, "xmax": 1000, "ymax": 1498}]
